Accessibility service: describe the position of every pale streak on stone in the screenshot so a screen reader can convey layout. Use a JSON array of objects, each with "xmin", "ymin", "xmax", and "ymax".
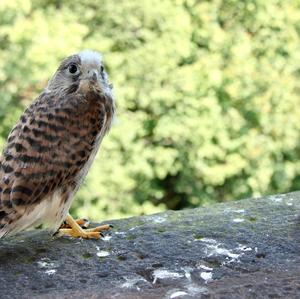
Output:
[
  {"xmin": 200, "ymin": 271, "xmax": 212, "ymax": 282},
  {"xmin": 153, "ymin": 217, "xmax": 166, "ymax": 223},
  {"xmin": 213, "ymin": 246, "xmax": 240, "ymax": 259},
  {"xmin": 186, "ymin": 285, "xmax": 209, "ymax": 296},
  {"xmin": 199, "ymin": 238, "xmax": 218, "ymax": 244},
  {"xmin": 269, "ymin": 196, "xmax": 283, "ymax": 202},
  {"xmin": 237, "ymin": 244, "xmax": 252, "ymax": 252},
  {"xmin": 38, "ymin": 261, "xmax": 48, "ymax": 268},
  {"xmin": 206, "ymin": 243, "xmax": 240, "ymax": 259},
  {"xmin": 199, "ymin": 237, "xmax": 242, "ymax": 262},
  {"xmin": 170, "ymin": 291, "xmax": 188, "ymax": 298},
  {"xmin": 129, "ymin": 227, "xmax": 136, "ymax": 231},
  {"xmin": 121, "ymin": 276, "xmax": 147, "ymax": 290},
  {"xmin": 232, "ymin": 218, "xmax": 245, "ymax": 223},
  {"xmin": 96, "ymin": 251, "xmax": 110, "ymax": 257},
  {"xmin": 38, "ymin": 258, "xmax": 57, "ymax": 276},
  {"xmin": 182, "ymin": 267, "xmax": 192, "ymax": 280},
  {"xmin": 147, "ymin": 215, "xmax": 167, "ymax": 224},
  {"xmin": 233, "ymin": 209, "xmax": 245, "ymax": 213},
  {"xmin": 45, "ymin": 269, "xmax": 56, "ymax": 275},
  {"xmin": 224, "ymin": 208, "xmax": 246, "ymax": 215},
  {"xmin": 199, "ymin": 265, "xmax": 213, "ymax": 271},
  {"xmin": 152, "ymin": 269, "xmax": 183, "ymax": 284},
  {"xmin": 37, "ymin": 259, "xmax": 56, "ymax": 269}
]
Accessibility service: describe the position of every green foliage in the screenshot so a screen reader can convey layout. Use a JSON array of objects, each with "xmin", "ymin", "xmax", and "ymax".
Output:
[{"xmin": 1, "ymin": 0, "xmax": 300, "ymax": 220}]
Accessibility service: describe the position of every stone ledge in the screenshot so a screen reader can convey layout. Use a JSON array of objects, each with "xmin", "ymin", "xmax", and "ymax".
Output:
[{"xmin": 0, "ymin": 192, "xmax": 300, "ymax": 298}]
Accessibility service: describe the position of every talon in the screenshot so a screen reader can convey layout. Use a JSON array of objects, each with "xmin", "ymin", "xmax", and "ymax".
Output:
[
  {"xmin": 81, "ymin": 221, "xmax": 90, "ymax": 229},
  {"xmin": 52, "ymin": 230, "xmax": 59, "ymax": 236},
  {"xmin": 76, "ymin": 218, "xmax": 90, "ymax": 228}
]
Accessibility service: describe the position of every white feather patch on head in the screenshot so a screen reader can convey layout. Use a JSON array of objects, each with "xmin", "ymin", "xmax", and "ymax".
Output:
[{"xmin": 79, "ymin": 50, "xmax": 102, "ymax": 65}]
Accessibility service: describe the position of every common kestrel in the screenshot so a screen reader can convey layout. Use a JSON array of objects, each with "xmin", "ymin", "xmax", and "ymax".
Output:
[{"xmin": 0, "ymin": 50, "xmax": 115, "ymax": 239}]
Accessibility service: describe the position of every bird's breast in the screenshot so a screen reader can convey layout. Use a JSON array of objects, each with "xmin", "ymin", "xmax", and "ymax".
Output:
[{"xmin": 71, "ymin": 93, "xmax": 114, "ymax": 186}]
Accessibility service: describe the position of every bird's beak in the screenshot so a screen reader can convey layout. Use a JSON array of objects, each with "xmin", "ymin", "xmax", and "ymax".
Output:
[
  {"xmin": 86, "ymin": 69, "xmax": 98, "ymax": 83},
  {"xmin": 78, "ymin": 69, "xmax": 100, "ymax": 93}
]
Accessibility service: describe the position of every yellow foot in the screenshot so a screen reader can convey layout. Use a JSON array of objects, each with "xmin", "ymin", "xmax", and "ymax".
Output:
[
  {"xmin": 59, "ymin": 228, "xmax": 102, "ymax": 239},
  {"xmin": 58, "ymin": 214, "xmax": 113, "ymax": 239},
  {"xmin": 60, "ymin": 218, "xmax": 90, "ymax": 229}
]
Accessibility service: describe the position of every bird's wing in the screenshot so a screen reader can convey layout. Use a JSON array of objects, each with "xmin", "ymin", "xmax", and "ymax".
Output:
[{"xmin": 0, "ymin": 90, "xmax": 98, "ymax": 229}]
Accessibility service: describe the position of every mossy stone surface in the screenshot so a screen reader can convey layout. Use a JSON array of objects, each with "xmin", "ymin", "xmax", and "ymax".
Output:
[{"xmin": 0, "ymin": 192, "xmax": 300, "ymax": 298}]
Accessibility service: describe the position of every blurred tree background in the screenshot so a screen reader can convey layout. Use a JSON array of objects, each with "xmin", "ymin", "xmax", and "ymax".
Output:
[{"xmin": 0, "ymin": 0, "xmax": 300, "ymax": 220}]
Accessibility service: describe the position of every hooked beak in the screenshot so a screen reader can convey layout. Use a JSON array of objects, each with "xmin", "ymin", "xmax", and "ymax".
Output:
[
  {"xmin": 86, "ymin": 69, "xmax": 98, "ymax": 83},
  {"xmin": 78, "ymin": 69, "xmax": 100, "ymax": 93},
  {"xmin": 78, "ymin": 68, "xmax": 110, "ymax": 95}
]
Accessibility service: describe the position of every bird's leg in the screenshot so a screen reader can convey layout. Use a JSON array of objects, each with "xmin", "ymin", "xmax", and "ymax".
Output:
[{"xmin": 58, "ymin": 214, "xmax": 112, "ymax": 239}]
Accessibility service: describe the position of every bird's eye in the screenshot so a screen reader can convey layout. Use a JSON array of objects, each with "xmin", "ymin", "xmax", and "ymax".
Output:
[
  {"xmin": 100, "ymin": 65, "xmax": 104, "ymax": 73},
  {"xmin": 68, "ymin": 64, "xmax": 79, "ymax": 75}
]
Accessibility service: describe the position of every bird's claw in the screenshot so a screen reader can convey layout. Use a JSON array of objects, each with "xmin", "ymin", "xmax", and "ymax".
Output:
[
  {"xmin": 57, "ymin": 214, "xmax": 113, "ymax": 239},
  {"xmin": 60, "ymin": 218, "xmax": 90, "ymax": 229}
]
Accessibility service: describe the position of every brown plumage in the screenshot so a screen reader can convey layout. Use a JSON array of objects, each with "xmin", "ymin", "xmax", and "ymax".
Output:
[{"xmin": 0, "ymin": 50, "xmax": 115, "ymax": 238}]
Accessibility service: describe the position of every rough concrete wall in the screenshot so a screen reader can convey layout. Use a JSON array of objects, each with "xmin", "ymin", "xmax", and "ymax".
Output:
[{"xmin": 0, "ymin": 192, "xmax": 300, "ymax": 298}]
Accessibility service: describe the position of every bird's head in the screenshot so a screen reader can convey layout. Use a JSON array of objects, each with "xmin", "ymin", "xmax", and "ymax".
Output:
[{"xmin": 47, "ymin": 50, "xmax": 112, "ymax": 97}]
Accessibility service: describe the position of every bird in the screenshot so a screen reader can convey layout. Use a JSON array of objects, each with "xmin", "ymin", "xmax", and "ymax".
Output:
[{"xmin": 0, "ymin": 50, "xmax": 115, "ymax": 239}]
